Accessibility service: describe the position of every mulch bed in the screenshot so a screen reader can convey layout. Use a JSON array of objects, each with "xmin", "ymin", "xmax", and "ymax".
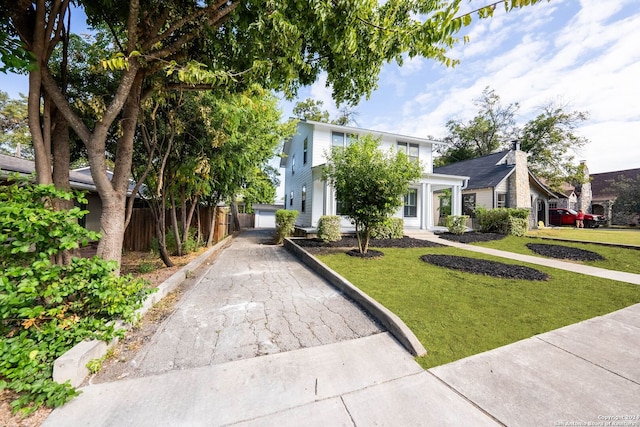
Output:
[
  {"xmin": 420, "ymin": 254, "xmax": 550, "ymax": 281},
  {"xmin": 294, "ymin": 236, "xmax": 445, "ymax": 256},
  {"xmin": 526, "ymin": 243, "xmax": 605, "ymax": 261}
]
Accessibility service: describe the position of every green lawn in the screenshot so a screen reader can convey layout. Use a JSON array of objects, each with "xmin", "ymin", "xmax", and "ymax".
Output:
[
  {"xmin": 317, "ymin": 246, "xmax": 640, "ymax": 369},
  {"xmin": 527, "ymin": 227, "xmax": 640, "ymax": 245},
  {"xmin": 474, "ymin": 235, "xmax": 640, "ymax": 274}
]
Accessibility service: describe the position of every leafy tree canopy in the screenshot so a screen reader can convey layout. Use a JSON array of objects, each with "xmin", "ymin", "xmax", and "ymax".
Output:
[
  {"xmin": 607, "ymin": 172, "xmax": 640, "ymax": 219},
  {"xmin": 436, "ymin": 87, "xmax": 589, "ymax": 190},
  {"xmin": 322, "ymin": 135, "xmax": 422, "ymax": 253},
  {"xmin": 0, "ymin": 91, "xmax": 31, "ymax": 158}
]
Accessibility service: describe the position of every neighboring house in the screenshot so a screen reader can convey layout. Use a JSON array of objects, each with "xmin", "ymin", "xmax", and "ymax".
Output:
[
  {"xmin": 280, "ymin": 120, "xmax": 469, "ymax": 231},
  {"xmin": 432, "ymin": 144, "xmax": 558, "ymax": 229},
  {"xmin": 547, "ymin": 160, "xmax": 593, "ymax": 215},
  {"xmin": 590, "ymin": 168, "xmax": 640, "ymax": 226},
  {"xmin": 0, "ymin": 154, "xmax": 103, "ymax": 232}
]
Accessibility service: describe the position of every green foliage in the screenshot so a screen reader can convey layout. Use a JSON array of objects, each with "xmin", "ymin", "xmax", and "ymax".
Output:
[
  {"xmin": 275, "ymin": 210, "xmax": 299, "ymax": 244},
  {"xmin": 293, "ymin": 98, "xmax": 330, "ymax": 122},
  {"xmin": 475, "ymin": 207, "xmax": 530, "ymax": 235},
  {"xmin": 607, "ymin": 173, "xmax": 640, "ymax": 223},
  {"xmin": 322, "ymin": 135, "xmax": 422, "ymax": 253},
  {"xmin": 508, "ymin": 217, "xmax": 528, "ymax": 237},
  {"xmin": 436, "ymin": 87, "xmax": 589, "ymax": 189},
  {"xmin": 371, "ymin": 218, "xmax": 404, "ymax": 239},
  {"xmin": 446, "ymin": 215, "xmax": 469, "ymax": 235},
  {"xmin": 0, "ymin": 180, "xmax": 154, "ymax": 413},
  {"xmin": 316, "ymin": 216, "xmax": 342, "ymax": 242},
  {"xmin": 436, "ymin": 87, "xmax": 518, "ymax": 166},
  {"xmin": 0, "ymin": 91, "xmax": 31, "ymax": 158}
]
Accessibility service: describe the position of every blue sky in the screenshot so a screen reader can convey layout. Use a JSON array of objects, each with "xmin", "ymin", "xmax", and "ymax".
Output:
[
  {"xmin": 280, "ymin": 0, "xmax": 640, "ymax": 175},
  {"xmin": 2, "ymin": 0, "xmax": 638, "ymax": 176}
]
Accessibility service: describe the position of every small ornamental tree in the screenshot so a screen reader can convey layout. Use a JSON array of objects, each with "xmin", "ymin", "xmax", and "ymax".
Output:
[{"xmin": 322, "ymin": 136, "xmax": 422, "ymax": 254}]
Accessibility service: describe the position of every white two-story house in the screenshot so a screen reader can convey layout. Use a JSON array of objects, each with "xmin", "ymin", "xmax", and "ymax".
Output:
[{"xmin": 280, "ymin": 120, "xmax": 469, "ymax": 231}]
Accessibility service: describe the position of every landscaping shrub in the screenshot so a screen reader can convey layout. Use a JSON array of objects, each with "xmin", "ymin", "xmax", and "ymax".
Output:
[
  {"xmin": 316, "ymin": 215, "xmax": 342, "ymax": 242},
  {"xmin": 0, "ymin": 178, "xmax": 154, "ymax": 414},
  {"xmin": 370, "ymin": 217, "xmax": 404, "ymax": 239},
  {"xmin": 475, "ymin": 207, "xmax": 530, "ymax": 235},
  {"xmin": 275, "ymin": 209, "xmax": 298, "ymax": 244},
  {"xmin": 446, "ymin": 215, "xmax": 468, "ymax": 235},
  {"xmin": 508, "ymin": 217, "xmax": 528, "ymax": 237}
]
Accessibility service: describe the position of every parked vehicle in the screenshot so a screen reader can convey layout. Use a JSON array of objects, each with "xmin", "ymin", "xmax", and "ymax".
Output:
[{"xmin": 548, "ymin": 208, "xmax": 606, "ymax": 228}]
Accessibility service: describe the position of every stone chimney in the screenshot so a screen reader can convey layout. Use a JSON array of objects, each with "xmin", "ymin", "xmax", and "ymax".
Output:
[
  {"xmin": 576, "ymin": 160, "xmax": 592, "ymax": 213},
  {"xmin": 506, "ymin": 142, "xmax": 531, "ymax": 209}
]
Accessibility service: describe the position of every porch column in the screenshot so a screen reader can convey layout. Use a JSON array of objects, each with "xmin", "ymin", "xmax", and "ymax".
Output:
[
  {"xmin": 425, "ymin": 183, "xmax": 433, "ymax": 229},
  {"xmin": 420, "ymin": 183, "xmax": 427, "ymax": 229},
  {"xmin": 323, "ymin": 183, "xmax": 330, "ymax": 215},
  {"xmin": 451, "ymin": 185, "xmax": 462, "ymax": 216}
]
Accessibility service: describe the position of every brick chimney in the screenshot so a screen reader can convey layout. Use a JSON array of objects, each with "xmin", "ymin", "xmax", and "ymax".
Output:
[{"xmin": 576, "ymin": 160, "xmax": 592, "ymax": 213}]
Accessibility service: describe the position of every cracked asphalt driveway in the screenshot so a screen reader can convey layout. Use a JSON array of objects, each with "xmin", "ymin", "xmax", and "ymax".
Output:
[{"xmin": 128, "ymin": 229, "xmax": 383, "ymax": 377}]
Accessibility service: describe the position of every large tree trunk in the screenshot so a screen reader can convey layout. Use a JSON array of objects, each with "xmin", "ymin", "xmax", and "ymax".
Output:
[{"xmin": 93, "ymin": 73, "xmax": 143, "ymax": 269}]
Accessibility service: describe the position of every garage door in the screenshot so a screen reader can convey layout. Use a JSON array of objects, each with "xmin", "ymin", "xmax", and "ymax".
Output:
[{"xmin": 256, "ymin": 210, "xmax": 276, "ymax": 228}]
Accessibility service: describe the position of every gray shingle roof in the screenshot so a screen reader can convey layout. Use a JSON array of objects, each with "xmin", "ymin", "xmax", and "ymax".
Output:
[{"xmin": 433, "ymin": 151, "xmax": 513, "ymax": 190}]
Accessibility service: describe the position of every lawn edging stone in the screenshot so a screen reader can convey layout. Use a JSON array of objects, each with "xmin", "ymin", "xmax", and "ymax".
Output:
[
  {"xmin": 52, "ymin": 235, "xmax": 234, "ymax": 388},
  {"xmin": 284, "ymin": 237, "xmax": 427, "ymax": 357}
]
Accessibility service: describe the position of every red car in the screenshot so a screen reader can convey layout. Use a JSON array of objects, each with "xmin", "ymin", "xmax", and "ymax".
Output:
[{"xmin": 548, "ymin": 208, "xmax": 606, "ymax": 228}]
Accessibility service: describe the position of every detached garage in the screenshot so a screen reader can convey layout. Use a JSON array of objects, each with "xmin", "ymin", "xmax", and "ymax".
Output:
[{"xmin": 253, "ymin": 204, "xmax": 283, "ymax": 229}]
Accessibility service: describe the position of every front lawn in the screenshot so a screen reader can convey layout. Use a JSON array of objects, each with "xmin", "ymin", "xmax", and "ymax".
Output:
[
  {"xmin": 473, "ymin": 235, "xmax": 640, "ymax": 274},
  {"xmin": 317, "ymin": 246, "xmax": 640, "ymax": 369}
]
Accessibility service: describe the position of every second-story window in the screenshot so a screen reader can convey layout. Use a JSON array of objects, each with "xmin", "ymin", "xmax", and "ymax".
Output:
[
  {"xmin": 303, "ymin": 138, "xmax": 308, "ymax": 164},
  {"xmin": 332, "ymin": 132, "xmax": 358, "ymax": 147},
  {"xmin": 398, "ymin": 142, "xmax": 419, "ymax": 163},
  {"xmin": 291, "ymin": 154, "xmax": 295, "ymax": 175}
]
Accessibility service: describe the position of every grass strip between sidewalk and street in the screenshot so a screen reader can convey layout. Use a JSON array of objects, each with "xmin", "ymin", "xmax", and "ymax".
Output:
[{"xmin": 316, "ymin": 246, "xmax": 640, "ymax": 369}]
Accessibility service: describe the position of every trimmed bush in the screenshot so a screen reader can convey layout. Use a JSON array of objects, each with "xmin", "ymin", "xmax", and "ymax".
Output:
[
  {"xmin": 508, "ymin": 217, "xmax": 528, "ymax": 236},
  {"xmin": 317, "ymin": 215, "xmax": 342, "ymax": 242},
  {"xmin": 475, "ymin": 207, "xmax": 530, "ymax": 235},
  {"xmin": 275, "ymin": 209, "xmax": 298, "ymax": 244},
  {"xmin": 370, "ymin": 217, "xmax": 404, "ymax": 239},
  {"xmin": 446, "ymin": 215, "xmax": 469, "ymax": 235}
]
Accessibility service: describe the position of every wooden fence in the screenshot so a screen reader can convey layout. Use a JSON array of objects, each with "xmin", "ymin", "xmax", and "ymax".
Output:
[{"xmin": 123, "ymin": 206, "xmax": 240, "ymax": 252}]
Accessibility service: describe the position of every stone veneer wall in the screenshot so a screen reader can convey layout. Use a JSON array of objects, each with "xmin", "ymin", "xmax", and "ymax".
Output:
[{"xmin": 506, "ymin": 150, "xmax": 531, "ymax": 209}]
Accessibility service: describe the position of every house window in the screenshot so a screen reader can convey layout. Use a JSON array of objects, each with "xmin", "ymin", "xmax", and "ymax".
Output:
[
  {"xmin": 332, "ymin": 132, "xmax": 358, "ymax": 148},
  {"xmin": 301, "ymin": 185, "xmax": 306, "ymax": 213},
  {"xmin": 404, "ymin": 189, "xmax": 417, "ymax": 218},
  {"xmin": 291, "ymin": 154, "xmax": 295, "ymax": 175},
  {"xmin": 398, "ymin": 142, "xmax": 419, "ymax": 163},
  {"xmin": 290, "ymin": 191, "xmax": 294, "ymax": 207},
  {"xmin": 332, "ymin": 132, "xmax": 344, "ymax": 147},
  {"xmin": 303, "ymin": 138, "xmax": 308, "ymax": 164},
  {"xmin": 497, "ymin": 193, "xmax": 507, "ymax": 208},
  {"xmin": 549, "ymin": 200, "xmax": 557, "ymax": 209},
  {"xmin": 463, "ymin": 193, "xmax": 476, "ymax": 217}
]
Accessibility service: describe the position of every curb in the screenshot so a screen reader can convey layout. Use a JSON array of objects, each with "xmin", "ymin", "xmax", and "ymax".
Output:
[
  {"xmin": 52, "ymin": 235, "xmax": 233, "ymax": 387},
  {"xmin": 283, "ymin": 238, "xmax": 427, "ymax": 357}
]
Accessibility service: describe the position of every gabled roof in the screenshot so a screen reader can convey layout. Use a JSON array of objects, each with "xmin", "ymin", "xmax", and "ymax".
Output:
[
  {"xmin": 433, "ymin": 150, "xmax": 513, "ymax": 190},
  {"xmin": 591, "ymin": 168, "xmax": 640, "ymax": 201}
]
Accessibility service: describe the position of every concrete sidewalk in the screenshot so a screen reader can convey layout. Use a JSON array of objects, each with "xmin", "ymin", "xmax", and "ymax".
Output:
[{"xmin": 43, "ymin": 229, "xmax": 640, "ymax": 426}]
